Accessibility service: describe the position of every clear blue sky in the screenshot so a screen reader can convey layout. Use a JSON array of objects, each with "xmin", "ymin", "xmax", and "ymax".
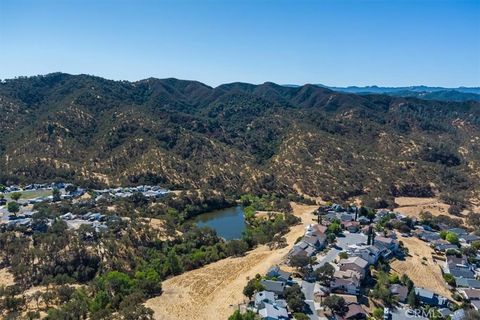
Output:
[{"xmin": 1, "ymin": 0, "xmax": 479, "ymax": 87}]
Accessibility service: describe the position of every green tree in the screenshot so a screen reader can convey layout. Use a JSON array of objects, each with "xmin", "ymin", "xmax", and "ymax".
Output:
[
  {"xmin": 323, "ymin": 295, "xmax": 346, "ymax": 315},
  {"xmin": 293, "ymin": 313, "xmax": 309, "ymax": 320},
  {"xmin": 370, "ymin": 271, "xmax": 396, "ymax": 306},
  {"xmin": 285, "ymin": 284, "xmax": 305, "ymax": 312},
  {"xmin": 242, "ymin": 275, "xmax": 264, "ymax": 300},
  {"xmin": 226, "ymin": 240, "xmax": 249, "ymax": 257},
  {"xmin": 52, "ymin": 188, "xmax": 61, "ymax": 202},
  {"xmin": 359, "ymin": 206, "xmax": 369, "ymax": 217},
  {"xmin": 228, "ymin": 310, "xmax": 256, "ymax": 320},
  {"xmin": 338, "ymin": 252, "xmax": 349, "ymax": 260},
  {"xmin": 7, "ymin": 202, "xmax": 20, "ymax": 214},
  {"xmin": 407, "ymin": 290, "xmax": 419, "ymax": 308},
  {"xmin": 135, "ymin": 268, "xmax": 162, "ymax": 296},
  {"xmin": 400, "ymin": 274, "xmax": 414, "ymax": 290},
  {"xmin": 442, "ymin": 273, "xmax": 455, "ymax": 286},
  {"xmin": 373, "ymin": 308, "xmax": 384, "ymax": 319},
  {"xmin": 290, "ymin": 254, "xmax": 310, "ymax": 272},
  {"xmin": 166, "ymin": 250, "xmax": 182, "ymax": 275},
  {"xmin": 439, "ymin": 230, "xmax": 448, "ymax": 240},
  {"xmin": 10, "ymin": 192, "xmax": 22, "ymax": 201},
  {"xmin": 446, "ymin": 232, "xmax": 459, "ymax": 245},
  {"xmin": 327, "ymin": 222, "xmax": 342, "ymax": 235},
  {"xmin": 314, "ymin": 263, "xmax": 335, "ymax": 285}
]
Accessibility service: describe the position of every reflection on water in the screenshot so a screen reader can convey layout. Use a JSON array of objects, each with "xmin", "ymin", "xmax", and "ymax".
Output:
[{"xmin": 193, "ymin": 206, "xmax": 246, "ymax": 240}]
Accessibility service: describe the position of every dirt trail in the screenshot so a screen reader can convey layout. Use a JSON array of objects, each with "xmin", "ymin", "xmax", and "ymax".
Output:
[{"xmin": 145, "ymin": 203, "xmax": 317, "ymax": 320}]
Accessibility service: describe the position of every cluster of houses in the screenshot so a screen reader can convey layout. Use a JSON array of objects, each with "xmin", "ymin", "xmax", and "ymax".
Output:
[
  {"xmin": 412, "ymin": 224, "xmax": 480, "ymax": 313},
  {"xmin": 0, "ymin": 211, "xmax": 37, "ymax": 230},
  {"xmin": 93, "ymin": 185, "xmax": 169, "ymax": 201},
  {"xmin": 249, "ymin": 216, "xmax": 404, "ymax": 320},
  {"xmin": 0, "ymin": 182, "xmax": 86, "ymax": 205},
  {"xmin": 59, "ymin": 211, "xmax": 123, "ymax": 232},
  {"xmin": 244, "ymin": 202, "xmax": 479, "ymax": 320},
  {"xmin": 415, "ymin": 226, "xmax": 480, "ymax": 252}
]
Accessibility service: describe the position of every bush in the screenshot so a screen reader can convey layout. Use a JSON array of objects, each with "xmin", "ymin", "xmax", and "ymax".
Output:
[
  {"xmin": 446, "ymin": 232, "xmax": 459, "ymax": 245},
  {"xmin": 373, "ymin": 308, "xmax": 384, "ymax": 319},
  {"xmin": 443, "ymin": 273, "xmax": 455, "ymax": 286},
  {"xmin": 293, "ymin": 313, "xmax": 309, "ymax": 320}
]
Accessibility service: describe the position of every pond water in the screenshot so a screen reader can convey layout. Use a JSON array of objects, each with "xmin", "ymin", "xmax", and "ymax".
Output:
[{"xmin": 193, "ymin": 206, "xmax": 246, "ymax": 240}]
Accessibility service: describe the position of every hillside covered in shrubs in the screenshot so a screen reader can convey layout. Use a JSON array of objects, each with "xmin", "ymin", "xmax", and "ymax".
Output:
[{"xmin": 1, "ymin": 73, "xmax": 479, "ymax": 205}]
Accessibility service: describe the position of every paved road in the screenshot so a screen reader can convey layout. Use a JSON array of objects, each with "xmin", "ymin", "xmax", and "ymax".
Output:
[
  {"xmin": 301, "ymin": 280, "xmax": 315, "ymax": 300},
  {"xmin": 301, "ymin": 280, "xmax": 318, "ymax": 320}
]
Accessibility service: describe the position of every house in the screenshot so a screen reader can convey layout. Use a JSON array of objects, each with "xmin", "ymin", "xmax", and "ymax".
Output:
[
  {"xmin": 460, "ymin": 289, "xmax": 480, "ymax": 301},
  {"xmin": 260, "ymin": 280, "xmax": 286, "ymax": 296},
  {"xmin": 391, "ymin": 284, "xmax": 409, "ymax": 303},
  {"xmin": 258, "ymin": 302, "xmax": 289, "ymax": 320},
  {"xmin": 414, "ymin": 288, "xmax": 449, "ymax": 307},
  {"xmin": 335, "ymin": 303, "xmax": 366, "ymax": 320},
  {"xmin": 444, "ymin": 255, "xmax": 475, "ymax": 282},
  {"xmin": 449, "ymin": 265, "xmax": 475, "ymax": 280},
  {"xmin": 339, "ymin": 257, "xmax": 369, "ymax": 280},
  {"xmin": 304, "ymin": 234, "xmax": 326, "ymax": 250},
  {"xmin": 416, "ymin": 230, "xmax": 441, "ymax": 242},
  {"xmin": 460, "ymin": 234, "xmax": 480, "ymax": 245},
  {"xmin": 266, "ymin": 266, "xmax": 291, "ymax": 283},
  {"xmin": 290, "ymin": 226, "xmax": 326, "ymax": 259},
  {"xmin": 254, "ymin": 291, "xmax": 275, "ymax": 309},
  {"xmin": 451, "ymin": 309, "xmax": 465, "ymax": 320},
  {"xmin": 446, "ymin": 255, "xmax": 469, "ymax": 268},
  {"xmin": 306, "ymin": 223, "xmax": 328, "ymax": 236},
  {"xmin": 437, "ymin": 308, "xmax": 453, "ymax": 319},
  {"xmin": 346, "ymin": 244, "xmax": 381, "ymax": 265},
  {"xmin": 448, "ymin": 228, "xmax": 468, "ymax": 237},
  {"xmin": 330, "ymin": 276, "xmax": 361, "ymax": 295},
  {"xmin": 357, "ymin": 216, "xmax": 370, "ymax": 225},
  {"xmin": 374, "ymin": 236, "xmax": 399, "ymax": 252},
  {"xmin": 340, "ymin": 213, "xmax": 355, "ymax": 222},
  {"xmin": 472, "ymin": 300, "xmax": 480, "ymax": 311},
  {"xmin": 456, "ymin": 278, "xmax": 480, "ymax": 289},
  {"xmin": 434, "ymin": 243, "xmax": 459, "ymax": 252},
  {"xmin": 343, "ymin": 221, "xmax": 360, "ymax": 233}
]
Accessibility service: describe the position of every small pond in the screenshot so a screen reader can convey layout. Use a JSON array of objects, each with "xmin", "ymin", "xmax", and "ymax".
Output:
[{"xmin": 193, "ymin": 206, "xmax": 246, "ymax": 240}]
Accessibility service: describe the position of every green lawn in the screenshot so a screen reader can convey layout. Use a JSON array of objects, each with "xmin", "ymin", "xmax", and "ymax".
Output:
[{"xmin": 4, "ymin": 189, "xmax": 53, "ymax": 201}]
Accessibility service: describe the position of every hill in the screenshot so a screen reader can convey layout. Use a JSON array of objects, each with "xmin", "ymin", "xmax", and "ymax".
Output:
[
  {"xmin": 312, "ymin": 85, "xmax": 480, "ymax": 102},
  {"xmin": 1, "ymin": 73, "xmax": 479, "ymax": 205}
]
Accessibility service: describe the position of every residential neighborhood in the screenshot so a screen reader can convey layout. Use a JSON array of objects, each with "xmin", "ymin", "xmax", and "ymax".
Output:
[
  {"xmin": 0, "ymin": 183, "xmax": 169, "ymax": 232},
  {"xmin": 239, "ymin": 203, "xmax": 478, "ymax": 320}
]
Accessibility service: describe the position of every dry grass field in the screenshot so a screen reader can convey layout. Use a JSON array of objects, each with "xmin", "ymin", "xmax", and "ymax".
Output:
[
  {"xmin": 394, "ymin": 197, "xmax": 466, "ymax": 223},
  {"xmin": 391, "ymin": 235, "xmax": 451, "ymax": 298},
  {"xmin": 145, "ymin": 203, "xmax": 318, "ymax": 320}
]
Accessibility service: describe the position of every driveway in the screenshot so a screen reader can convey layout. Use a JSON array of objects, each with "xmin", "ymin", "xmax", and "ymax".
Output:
[{"xmin": 301, "ymin": 280, "xmax": 319, "ymax": 320}]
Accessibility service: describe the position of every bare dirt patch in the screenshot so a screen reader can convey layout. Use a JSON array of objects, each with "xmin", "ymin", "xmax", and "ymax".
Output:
[
  {"xmin": 391, "ymin": 235, "xmax": 451, "ymax": 298},
  {"xmin": 0, "ymin": 268, "xmax": 15, "ymax": 287},
  {"xmin": 145, "ymin": 203, "xmax": 318, "ymax": 320}
]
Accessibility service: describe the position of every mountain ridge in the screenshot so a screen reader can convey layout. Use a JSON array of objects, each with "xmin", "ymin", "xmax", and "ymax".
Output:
[{"xmin": 1, "ymin": 73, "xmax": 479, "ymax": 205}]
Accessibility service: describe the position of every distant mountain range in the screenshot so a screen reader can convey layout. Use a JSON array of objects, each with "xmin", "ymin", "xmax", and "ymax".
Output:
[
  {"xmin": 284, "ymin": 85, "xmax": 480, "ymax": 102},
  {"xmin": 1, "ymin": 73, "xmax": 479, "ymax": 205}
]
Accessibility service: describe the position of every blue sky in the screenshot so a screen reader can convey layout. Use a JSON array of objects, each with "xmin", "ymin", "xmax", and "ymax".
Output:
[{"xmin": 1, "ymin": 0, "xmax": 479, "ymax": 87}]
